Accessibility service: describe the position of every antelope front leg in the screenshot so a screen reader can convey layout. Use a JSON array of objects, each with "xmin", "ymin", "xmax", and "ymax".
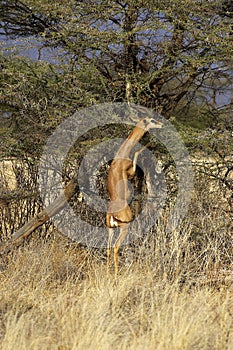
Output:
[{"xmin": 132, "ymin": 142, "xmax": 153, "ymax": 174}]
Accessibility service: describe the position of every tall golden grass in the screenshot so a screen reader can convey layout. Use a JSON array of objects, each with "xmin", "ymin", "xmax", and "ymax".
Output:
[
  {"xmin": 0, "ymin": 173, "xmax": 232, "ymax": 349},
  {"xmin": 0, "ymin": 211, "xmax": 232, "ymax": 350}
]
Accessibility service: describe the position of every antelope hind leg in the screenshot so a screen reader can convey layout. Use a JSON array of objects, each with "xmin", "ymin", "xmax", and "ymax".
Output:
[
  {"xmin": 113, "ymin": 223, "xmax": 130, "ymax": 276},
  {"xmin": 107, "ymin": 227, "xmax": 114, "ymax": 272}
]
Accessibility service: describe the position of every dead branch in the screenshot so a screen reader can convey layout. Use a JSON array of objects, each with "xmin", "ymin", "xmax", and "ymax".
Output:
[{"xmin": 1, "ymin": 178, "xmax": 78, "ymax": 255}]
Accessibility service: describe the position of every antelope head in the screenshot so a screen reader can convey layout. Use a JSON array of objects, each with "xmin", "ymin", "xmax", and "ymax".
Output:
[{"xmin": 129, "ymin": 106, "xmax": 163, "ymax": 131}]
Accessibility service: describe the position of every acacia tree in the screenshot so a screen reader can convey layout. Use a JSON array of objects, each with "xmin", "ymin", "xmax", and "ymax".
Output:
[
  {"xmin": 0, "ymin": 0, "xmax": 232, "ymax": 244},
  {"xmin": 1, "ymin": 0, "xmax": 232, "ymax": 118}
]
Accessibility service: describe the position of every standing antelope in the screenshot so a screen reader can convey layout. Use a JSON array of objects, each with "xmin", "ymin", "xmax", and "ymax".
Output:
[{"xmin": 106, "ymin": 110, "xmax": 163, "ymax": 275}]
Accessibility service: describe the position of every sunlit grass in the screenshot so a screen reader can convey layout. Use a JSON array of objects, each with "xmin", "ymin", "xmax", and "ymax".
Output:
[{"xmin": 0, "ymin": 220, "xmax": 232, "ymax": 350}]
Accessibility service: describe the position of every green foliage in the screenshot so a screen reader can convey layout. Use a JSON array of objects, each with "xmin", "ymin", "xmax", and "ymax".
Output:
[
  {"xmin": 0, "ymin": 0, "xmax": 232, "ymax": 158},
  {"xmin": 1, "ymin": 1, "xmax": 232, "ymax": 113}
]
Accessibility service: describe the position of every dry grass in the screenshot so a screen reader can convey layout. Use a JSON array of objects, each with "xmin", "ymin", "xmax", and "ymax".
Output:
[
  {"xmin": 0, "ymin": 219, "xmax": 232, "ymax": 350},
  {"xmin": 0, "ymin": 172, "xmax": 232, "ymax": 349}
]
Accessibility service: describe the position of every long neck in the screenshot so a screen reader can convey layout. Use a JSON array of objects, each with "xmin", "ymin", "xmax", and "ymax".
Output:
[{"xmin": 115, "ymin": 126, "xmax": 146, "ymax": 158}]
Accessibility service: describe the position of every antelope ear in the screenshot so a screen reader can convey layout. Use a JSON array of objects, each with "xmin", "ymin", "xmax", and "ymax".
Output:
[
  {"xmin": 128, "ymin": 104, "xmax": 153, "ymax": 122},
  {"xmin": 129, "ymin": 114, "xmax": 140, "ymax": 122},
  {"xmin": 135, "ymin": 105, "xmax": 150, "ymax": 115}
]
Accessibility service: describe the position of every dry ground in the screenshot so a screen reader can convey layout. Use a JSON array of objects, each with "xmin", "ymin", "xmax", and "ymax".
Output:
[{"xmin": 0, "ymin": 224, "xmax": 232, "ymax": 350}]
